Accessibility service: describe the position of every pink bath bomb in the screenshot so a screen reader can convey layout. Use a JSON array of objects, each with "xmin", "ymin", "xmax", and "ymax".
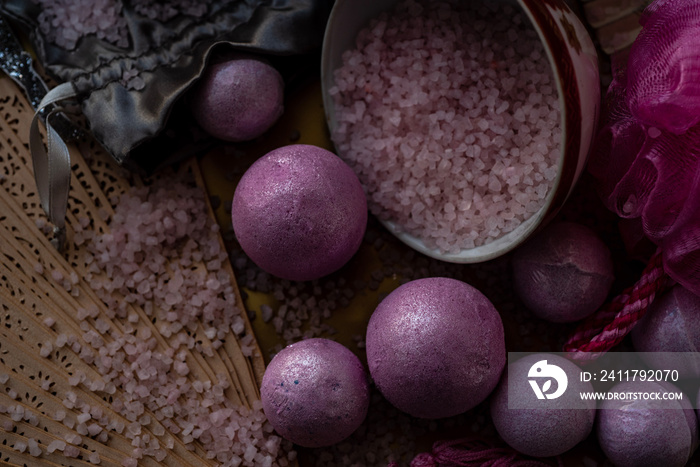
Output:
[
  {"xmin": 632, "ymin": 285, "xmax": 700, "ymax": 378},
  {"xmin": 365, "ymin": 277, "xmax": 505, "ymax": 419},
  {"xmin": 490, "ymin": 353, "xmax": 595, "ymax": 457},
  {"xmin": 261, "ymin": 338, "xmax": 370, "ymax": 448},
  {"xmin": 598, "ymin": 381, "xmax": 698, "ymax": 467},
  {"xmin": 512, "ymin": 222, "xmax": 614, "ymax": 322},
  {"xmin": 190, "ymin": 56, "xmax": 284, "ymax": 141},
  {"xmin": 232, "ymin": 144, "xmax": 367, "ymax": 281}
]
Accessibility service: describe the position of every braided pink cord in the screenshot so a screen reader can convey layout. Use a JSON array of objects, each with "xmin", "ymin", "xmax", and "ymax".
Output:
[{"xmin": 563, "ymin": 249, "xmax": 670, "ymax": 362}]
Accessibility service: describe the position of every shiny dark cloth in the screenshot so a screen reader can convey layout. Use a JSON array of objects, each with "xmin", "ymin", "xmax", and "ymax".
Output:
[{"xmin": 1, "ymin": 0, "xmax": 331, "ymax": 172}]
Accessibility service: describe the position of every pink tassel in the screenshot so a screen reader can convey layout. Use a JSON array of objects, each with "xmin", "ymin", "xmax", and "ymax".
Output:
[{"xmin": 388, "ymin": 438, "xmax": 562, "ymax": 467}]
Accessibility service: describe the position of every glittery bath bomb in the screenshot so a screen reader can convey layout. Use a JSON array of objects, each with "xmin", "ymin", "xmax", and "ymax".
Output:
[
  {"xmin": 190, "ymin": 56, "xmax": 284, "ymax": 141},
  {"xmin": 261, "ymin": 338, "xmax": 370, "ymax": 448},
  {"xmin": 512, "ymin": 222, "xmax": 614, "ymax": 323},
  {"xmin": 490, "ymin": 353, "xmax": 595, "ymax": 457},
  {"xmin": 632, "ymin": 285, "xmax": 700, "ymax": 378},
  {"xmin": 598, "ymin": 381, "xmax": 698, "ymax": 467},
  {"xmin": 365, "ymin": 277, "xmax": 505, "ymax": 419},
  {"xmin": 232, "ymin": 144, "xmax": 368, "ymax": 281}
]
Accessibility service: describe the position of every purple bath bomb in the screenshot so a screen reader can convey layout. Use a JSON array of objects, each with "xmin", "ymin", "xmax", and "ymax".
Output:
[
  {"xmin": 632, "ymin": 285, "xmax": 700, "ymax": 378},
  {"xmin": 365, "ymin": 277, "xmax": 505, "ymax": 419},
  {"xmin": 598, "ymin": 380, "xmax": 698, "ymax": 467},
  {"xmin": 512, "ymin": 222, "xmax": 614, "ymax": 323},
  {"xmin": 490, "ymin": 353, "xmax": 595, "ymax": 457},
  {"xmin": 261, "ymin": 338, "xmax": 370, "ymax": 448},
  {"xmin": 232, "ymin": 144, "xmax": 367, "ymax": 281},
  {"xmin": 190, "ymin": 56, "xmax": 284, "ymax": 141}
]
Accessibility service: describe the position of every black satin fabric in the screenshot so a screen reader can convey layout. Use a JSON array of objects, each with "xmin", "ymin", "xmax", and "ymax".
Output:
[{"xmin": 1, "ymin": 0, "xmax": 332, "ymax": 172}]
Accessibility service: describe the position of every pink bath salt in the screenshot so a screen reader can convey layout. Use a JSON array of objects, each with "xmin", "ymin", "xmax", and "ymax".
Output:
[
  {"xmin": 490, "ymin": 353, "xmax": 595, "ymax": 457},
  {"xmin": 232, "ymin": 144, "xmax": 368, "ymax": 281},
  {"xmin": 261, "ymin": 338, "xmax": 370, "ymax": 447},
  {"xmin": 599, "ymin": 381, "xmax": 697, "ymax": 467},
  {"xmin": 632, "ymin": 284, "xmax": 700, "ymax": 378},
  {"xmin": 190, "ymin": 55, "xmax": 284, "ymax": 142},
  {"xmin": 365, "ymin": 277, "xmax": 505, "ymax": 419},
  {"xmin": 330, "ymin": 0, "xmax": 561, "ymax": 253},
  {"xmin": 511, "ymin": 222, "xmax": 614, "ymax": 322}
]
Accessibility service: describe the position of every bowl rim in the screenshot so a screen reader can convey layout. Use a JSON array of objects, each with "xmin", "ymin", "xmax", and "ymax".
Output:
[{"xmin": 320, "ymin": 0, "xmax": 586, "ymax": 263}]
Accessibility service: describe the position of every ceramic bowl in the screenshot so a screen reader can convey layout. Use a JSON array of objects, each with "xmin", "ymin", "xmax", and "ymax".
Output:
[{"xmin": 321, "ymin": 0, "xmax": 600, "ymax": 263}]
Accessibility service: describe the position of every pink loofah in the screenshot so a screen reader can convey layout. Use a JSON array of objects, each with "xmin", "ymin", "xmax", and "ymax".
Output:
[
  {"xmin": 566, "ymin": 0, "xmax": 700, "ymax": 358},
  {"xmin": 626, "ymin": 0, "xmax": 700, "ymax": 134},
  {"xmin": 588, "ymin": 0, "xmax": 700, "ymax": 298}
]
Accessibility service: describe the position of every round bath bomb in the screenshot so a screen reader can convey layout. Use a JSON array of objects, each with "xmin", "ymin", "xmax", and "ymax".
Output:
[
  {"xmin": 261, "ymin": 338, "xmax": 370, "ymax": 448},
  {"xmin": 190, "ymin": 56, "xmax": 283, "ymax": 141},
  {"xmin": 512, "ymin": 222, "xmax": 614, "ymax": 322},
  {"xmin": 232, "ymin": 144, "xmax": 367, "ymax": 281},
  {"xmin": 598, "ymin": 380, "xmax": 698, "ymax": 467},
  {"xmin": 365, "ymin": 277, "xmax": 505, "ymax": 419},
  {"xmin": 632, "ymin": 285, "xmax": 700, "ymax": 378},
  {"xmin": 490, "ymin": 353, "xmax": 595, "ymax": 457}
]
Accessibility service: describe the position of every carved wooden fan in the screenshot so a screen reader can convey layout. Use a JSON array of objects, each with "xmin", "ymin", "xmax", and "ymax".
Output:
[{"xmin": 0, "ymin": 74, "xmax": 294, "ymax": 466}]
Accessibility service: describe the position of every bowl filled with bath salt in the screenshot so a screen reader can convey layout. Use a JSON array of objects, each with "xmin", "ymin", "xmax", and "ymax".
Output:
[{"xmin": 321, "ymin": 0, "xmax": 600, "ymax": 262}]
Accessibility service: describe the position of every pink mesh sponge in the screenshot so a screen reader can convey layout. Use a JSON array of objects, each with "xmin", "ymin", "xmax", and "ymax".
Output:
[
  {"xmin": 588, "ymin": 0, "xmax": 700, "ymax": 297},
  {"xmin": 626, "ymin": 0, "xmax": 700, "ymax": 134}
]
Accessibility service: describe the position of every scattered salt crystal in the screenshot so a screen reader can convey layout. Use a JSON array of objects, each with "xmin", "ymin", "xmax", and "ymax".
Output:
[
  {"xmin": 260, "ymin": 304, "xmax": 274, "ymax": 323},
  {"xmin": 47, "ymin": 439, "xmax": 66, "ymax": 453},
  {"xmin": 40, "ymin": 342, "xmax": 53, "ymax": 358},
  {"xmin": 65, "ymin": 432, "xmax": 82, "ymax": 445},
  {"xmin": 88, "ymin": 423, "xmax": 103, "ymax": 437},
  {"xmin": 64, "ymin": 445, "xmax": 80, "ymax": 458},
  {"xmin": 89, "ymin": 451, "xmax": 101, "ymax": 464}
]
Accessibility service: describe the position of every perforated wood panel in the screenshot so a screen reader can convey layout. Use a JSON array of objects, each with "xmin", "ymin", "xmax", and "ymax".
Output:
[{"xmin": 0, "ymin": 74, "xmax": 271, "ymax": 466}]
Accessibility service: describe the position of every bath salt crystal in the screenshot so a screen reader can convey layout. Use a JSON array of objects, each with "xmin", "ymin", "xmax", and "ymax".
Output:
[
  {"xmin": 331, "ymin": 0, "xmax": 561, "ymax": 252},
  {"xmin": 40, "ymin": 342, "xmax": 53, "ymax": 358},
  {"xmin": 89, "ymin": 451, "xmax": 102, "ymax": 464},
  {"xmin": 64, "ymin": 177, "xmax": 297, "ymax": 466},
  {"xmin": 260, "ymin": 304, "xmax": 274, "ymax": 323},
  {"xmin": 27, "ymin": 438, "xmax": 42, "ymax": 457},
  {"xmin": 47, "ymin": 439, "xmax": 66, "ymax": 453}
]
